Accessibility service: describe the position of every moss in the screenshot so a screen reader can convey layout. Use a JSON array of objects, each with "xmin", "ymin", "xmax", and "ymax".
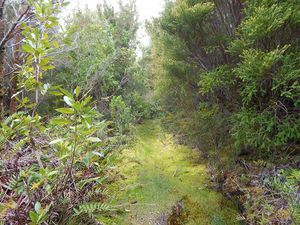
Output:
[
  {"xmin": 274, "ymin": 209, "xmax": 291, "ymax": 221},
  {"xmin": 103, "ymin": 120, "xmax": 240, "ymax": 224}
]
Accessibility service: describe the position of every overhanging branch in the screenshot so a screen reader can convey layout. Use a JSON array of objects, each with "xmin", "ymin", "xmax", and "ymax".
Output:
[{"xmin": 0, "ymin": 6, "xmax": 30, "ymax": 51}]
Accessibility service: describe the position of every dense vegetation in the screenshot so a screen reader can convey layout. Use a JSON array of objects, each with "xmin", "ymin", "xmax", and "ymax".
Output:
[
  {"xmin": 0, "ymin": 1, "xmax": 152, "ymax": 224},
  {"xmin": 150, "ymin": 0, "xmax": 300, "ymax": 155},
  {"xmin": 0, "ymin": 0, "xmax": 299, "ymax": 224},
  {"xmin": 149, "ymin": 0, "xmax": 300, "ymax": 223}
]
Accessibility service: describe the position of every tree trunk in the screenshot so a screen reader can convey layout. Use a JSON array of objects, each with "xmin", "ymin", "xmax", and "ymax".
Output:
[
  {"xmin": 0, "ymin": 0, "xmax": 5, "ymax": 120},
  {"xmin": 9, "ymin": 27, "xmax": 22, "ymax": 114}
]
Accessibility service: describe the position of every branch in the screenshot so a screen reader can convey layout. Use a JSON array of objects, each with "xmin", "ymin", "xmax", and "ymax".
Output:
[
  {"xmin": 0, "ymin": 6, "xmax": 31, "ymax": 50},
  {"xmin": 4, "ymin": 68, "xmax": 17, "ymax": 78},
  {"xmin": 0, "ymin": 0, "xmax": 6, "ymax": 11}
]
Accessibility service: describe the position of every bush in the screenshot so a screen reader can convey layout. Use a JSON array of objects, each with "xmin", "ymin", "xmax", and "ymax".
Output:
[
  {"xmin": 151, "ymin": 0, "xmax": 300, "ymax": 155},
  {"xmin": 109, "ymin": 96, "xmax": 133, "ymax": 134}
]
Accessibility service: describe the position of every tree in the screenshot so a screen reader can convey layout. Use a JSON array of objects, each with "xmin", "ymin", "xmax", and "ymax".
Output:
[
  {"xmin": 0, "ymin": 0, "xmax": 32, "ymax": 120},
  {"xmin": 50, "ymin": 0, "xmax": 139, "ymax": 116},
  {"xmin": 150, "ymin": 0, "xmax": 300, "ymax": 154}
]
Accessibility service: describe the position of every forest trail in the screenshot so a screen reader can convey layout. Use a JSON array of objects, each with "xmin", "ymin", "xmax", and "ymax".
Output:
[{"xmin": 106, "ymin": 120, "xmax": 240, "ymax": 225}]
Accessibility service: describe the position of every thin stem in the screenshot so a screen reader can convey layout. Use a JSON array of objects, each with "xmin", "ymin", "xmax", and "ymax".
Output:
[{"xmin": 68, "ymin": 115, "xmax": 78, "ymax": 179}]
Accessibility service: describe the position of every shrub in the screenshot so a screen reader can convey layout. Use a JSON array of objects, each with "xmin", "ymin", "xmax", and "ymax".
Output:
[{"xmin": 109, "ymin": 96, "xmax": 133, "ymax": 134}]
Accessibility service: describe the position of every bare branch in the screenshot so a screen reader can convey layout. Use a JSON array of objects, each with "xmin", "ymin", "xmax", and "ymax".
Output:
[
  {"xmin": 0, "ymin": 0, "xmax": 6, "ymax": 13},
  {"xmin": 0, "ymin": 5, "xmax": 31, "ymax": 51}
]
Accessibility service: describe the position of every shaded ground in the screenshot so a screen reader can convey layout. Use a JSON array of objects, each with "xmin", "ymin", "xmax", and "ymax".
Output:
[{"xmin": 101, "ymin": 120, "xmax": 240, "ymax": 224}]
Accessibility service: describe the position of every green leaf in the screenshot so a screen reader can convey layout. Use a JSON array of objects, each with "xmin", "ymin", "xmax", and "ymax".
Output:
[
  {"xmin": 34, "ymin": 3, "xmax": 43, "ymax": 14},
  {"xmin": 59, "ymin": 88, "xmax": 73, "ymax": 98},
  {"xmin": 41, "ymin": 65, "xmax": 55, "ymax": 71},
  {"xmin": 92, "ymin": 151, "xmax": 104, "ymax": 157},
  {"xmin": 29, "ymin": 211, "xmax": 39, "ymax": 223},
  {"xmin": 34, "ymin": 202, "xmax": 41, "ymax": 213},
  {"xmin": 63, "ymin": 96, "xmax": 74, "ymax": 107},
  {"xmin": 87, "ymin": 137, "xmax": 102, "ymax": 143},
  {"xmin": 62, "ymin": 37, "xmax": 72, "ymax": 46},
  {"xmin": 62, "ymin": 2, "xmax": 70, "ymax": 7},
  {"xmin": 49, "ymin": 91, "xmax": 63, "ymax": 96},
  {"xmin": 22, "ymin": 44, "xmax": 35, "ymax": 54},
  {"xmin": 41, "ymin": 83, "xmax": 50, "ymax": 96},
  {"xmin": 75, "ymin": 86, "xmax": 81, "ymax": 98},
  {"xmin": 52, "ymin": 41, "xmax": 60, "ymax": 48},
  {"xmin": 40, "ymin": 58, "xmax": 50, "ymax": 66},
  {"xmin": 50, "ymin": 118, "xmax": 71, "ymax": 125},
  {"xmin": 55, "ymin": 108, "xmax": 74, "ymax": 114},
  {"xmin": 47, "ymin": 170, "xmax": 59, "ymax": 177},
  {"xmin": 72, "ymin": 102, "xmax": 82, "ymax": 111},
  {"xmin": 48, "ymin": 16, "xmax": 58, "ymax": 23},
  {"xmin": 28, "ymin": 0, "xmax": 34, "ymax": 5},
  {"xmin": 49, "ymin": 138, "xmax": 65, "ymax": 145}
]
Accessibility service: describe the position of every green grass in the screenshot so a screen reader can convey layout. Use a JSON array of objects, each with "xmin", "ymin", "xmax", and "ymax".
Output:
[{"xmin": 100, "ymin": 120, "xmax": 240, "ymax": 224}]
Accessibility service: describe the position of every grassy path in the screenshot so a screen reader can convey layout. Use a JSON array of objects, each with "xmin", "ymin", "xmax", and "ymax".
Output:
[{"xmin": 104, "ymin": 120, "xmax": 240, "ymax": 225}]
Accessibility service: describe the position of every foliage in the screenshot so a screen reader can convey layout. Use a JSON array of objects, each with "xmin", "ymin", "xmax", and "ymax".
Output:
[
  {"xmin": 1, "ymin": 1, "xmax": 147, "ymax": 223},
  {"xmin": 74, "ymin": 202, "xmax": 114, "ymax": 219},
  {"xmin": 1, "ymin": 0, "xmax": 299, "ymax": 224},
  {"xmin": 150, "ymin": 0, "xmax": 300, "ymax": 156},
  {"xmin": 44, "ymin": 0, "xmax": 154, "ymax": 130},
  {"xmin": 50, "ymin": 1, "xmax": 139, "ymax": 111},
  {"xmin": 128, "ymin": 92, "xmax": 152, "ymax": 120},
  {"xmin": 150, "ymin": 2, "xmax": 300, "ymax": 223},
  {"xmin": 109, "ymin": 95, "xmax": 133, "ymax": 134},
  {"xmin": 0, "ymin": 89, "xmax": 111, "ymax": 224},
  {"xmin": 230, "ymin": 0, "xmax": 300, "ymax": 153},
  {"xmin": 271, "ymin": 168, "xmax": 300, "ymax": 224},
  {"xmin": 0, "ymin": 1, "xmax": 113, "ymax": 224},
  {"xmin": 17, "ymin": 0, "xmax": 65, "ymax": 111},
  {"xmin": 231, "ymin": 164, "xmax": 300, "ymax": 225}
]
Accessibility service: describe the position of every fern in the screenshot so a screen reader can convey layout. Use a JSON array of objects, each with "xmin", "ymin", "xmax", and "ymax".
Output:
[
  {"xmin": 3, "ymin": 175, "xmax": 19, "ymax": 191},
  {"xmin": 74, "ymin": 202, "xmax": 114, "ymax": 218},
  {"xmin": 94, "ymin": 188, "xmax": 109, "ymax": 196}
]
